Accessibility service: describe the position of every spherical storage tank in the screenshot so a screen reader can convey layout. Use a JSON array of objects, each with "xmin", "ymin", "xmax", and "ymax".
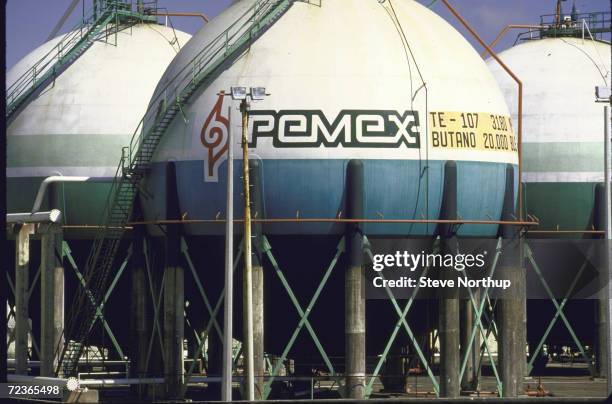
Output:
[
  {"xmin": 143, "ymin": 0, "xmax": 518, "ymax": 238},
  {"xmin": 488, "ymin": 35, "xmax": 611, "ymax": 231},
  {"xmin": 7, "ymin": 21, "xmax": 191, "ymax": 236}
]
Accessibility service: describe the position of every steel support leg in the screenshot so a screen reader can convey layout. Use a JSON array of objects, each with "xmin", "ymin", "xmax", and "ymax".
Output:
[
  {"xmin": 130, "ymin": 222, "xmax": 149, "ymax": 398},
  {"xmin": 163, "ymin": 162, "xmax": 184, "ymax": 399},
  {"xmin": 594, "ymin": 183, "xmax": 608, "ymax": 378},
  {"xmin": 438, "ymin": 161, "xmax": 460, "ymax": 398},
  {"xmin": 345, "ymin": 159, "xmax": 365, "ymax": 399},
  {"xmin": 249, "ymin": 160, "xmax": 265, "ymax": 400},
  {"xmin": 498, "ymin": 164, "xmax": 525, "ymax": 398}
]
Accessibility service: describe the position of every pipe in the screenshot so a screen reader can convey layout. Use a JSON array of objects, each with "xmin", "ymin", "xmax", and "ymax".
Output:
[
  {"xmin": 31, "ymin": 176, "xmax": 112, "ymax": 214},
  {"xmin": 8, "ymin": 374, "xmax": 68, "ymax": 386},
  {"xmin": 155, "ymin": 12, "xmax": 209, "ymax": 22},
  {"xmin": 528, "ymin": 230, "xmax": 605, "ymax": 234},
  {"xmin": 61, "ymin": 225, "xmax": 132, "ymax": 230},
  {"xmin": 79, "ymin": 377, "xmax": 164, "ymax": 386},
  {"xmin": 9, "ymin": 374, "xmax": 361, "ymax": 387},
  {"xmin": 7, "ymin": 210, "xmax": 62, "ymax": 224},
  {"xmin": 6, "ymin": 360, "xmax": 41, "ymax": 367},
  {"xmin": 128, "ymin": 218, "xmax": 538, "ymax": 226},
  {"xmin": 481, "ymin": 25, "xmax": 545, "ymax": 57},
  {"xmin": 441, "ymin": 0, "xmax": 524, "ymax": 221}
]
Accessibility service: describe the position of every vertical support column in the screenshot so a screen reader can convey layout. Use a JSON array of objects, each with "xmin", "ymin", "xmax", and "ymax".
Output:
[
  {"xmin": 438, "ymin": 161, "xmax": 460, "ymax": 398},
  {"xmin": 345, "ymin": 159, "xmax": 365, "ymax": 399},
  {"xmin": 15, "ymin": 223, "xmax": 35, "ymax": 375},
  {"xmin": 249, "ymin": 159, "xmax": 265, "ymax": 399},
  {"xmin": 498, "ymin": 164, "xmax": 525, "ymax": 397},
  {"xmin": 130, "ymin": 215, "xmax": 149, "ymax": 396},
  {"xmin": 40, "ymin": 223, "xmax": 64, "ymax": 376},
  {"xmin": 163, "ymin": 162, "xmax": 184, "ymax": 399},
  {"xmin": 602, "ymin": 105, "xmax": 612, "ymax": 396},
  {"xmin": 594, "ymin": 184, "xmax": 608, "ymax": 378}
]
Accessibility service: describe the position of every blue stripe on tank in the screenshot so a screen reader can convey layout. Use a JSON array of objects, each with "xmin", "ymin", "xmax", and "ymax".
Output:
[{"xmin": 142, "ymin": 159, "xmax": 515, "ymax": 237}]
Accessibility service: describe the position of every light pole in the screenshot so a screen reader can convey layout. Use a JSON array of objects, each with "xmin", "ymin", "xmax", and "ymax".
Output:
[{"xmin": 223, "ymin": 87, "xmax": 268, "ymax": 401}]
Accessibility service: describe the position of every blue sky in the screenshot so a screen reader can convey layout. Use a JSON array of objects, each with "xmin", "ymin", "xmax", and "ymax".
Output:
[{"xmin": 5, "ymin": 0, "xmax": 611, "ymax": 69}]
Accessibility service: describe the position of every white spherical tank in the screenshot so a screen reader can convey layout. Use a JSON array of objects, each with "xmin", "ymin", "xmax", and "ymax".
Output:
[
  {"xmin": 487, "ymin": 36, "xmax": 611, "ymax": 231},
  {"xmin": 143, "ymin": 0, "xmax": 518, "ymax": 237},
  {"xmin": 7, "ymin": 23, "xmax": 191, "ymax": 233}
]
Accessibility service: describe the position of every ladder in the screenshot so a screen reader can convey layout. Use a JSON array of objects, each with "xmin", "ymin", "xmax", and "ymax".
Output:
[
  {"xmin": 57, "ymin": 0, "xmax": 294, "ymax": 377},
  {"xmin": 6, "ymin": 1, "xmax": 155, "ymax": 123}
]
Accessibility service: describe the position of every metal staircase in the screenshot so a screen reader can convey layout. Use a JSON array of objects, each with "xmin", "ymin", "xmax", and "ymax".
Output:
[
  {"xmin": 6, "ymin": 1, "xmax": 156, "ymax": 123},
  {"xmin": 57, "ymin": 0, "xmax": 295, "ymax": 377}
]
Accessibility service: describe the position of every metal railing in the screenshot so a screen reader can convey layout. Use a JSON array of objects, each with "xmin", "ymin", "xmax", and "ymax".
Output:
[
  {"xmin": 5, "ymin": 0, "xmax": 158, "ymax": 122},
  {"xmin": 538, "ymin": 11, "xmax": 611, "ymax": 39}
]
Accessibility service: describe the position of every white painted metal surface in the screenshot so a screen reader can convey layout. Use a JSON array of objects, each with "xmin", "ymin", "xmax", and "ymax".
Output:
[
  {"xmin": 6, "ymin": 24, "xmax": 191, "ymax": 179},
  {"xmin": 488, "ymin": 37, "xmax": 611, "ymax": 183},
  {"xmin": 149, "ymin": 0, "xmax": 517, "ymax": 171}
]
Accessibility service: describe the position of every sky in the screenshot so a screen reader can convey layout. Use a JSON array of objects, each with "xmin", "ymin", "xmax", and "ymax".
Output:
[{"xmin": 5, "ymin": 0, "xmax": 611, "ymax": 70}]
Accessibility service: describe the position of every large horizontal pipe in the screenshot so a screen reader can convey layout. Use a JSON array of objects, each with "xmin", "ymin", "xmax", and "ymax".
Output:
[
  {"xmin": 6, "ymin": 360, "xmax": 41, "ymax": 367},
  {"xmin": 79, "ymin": 378, "xmax": 164, "ymax": 386},
  {"xmin": 528, "ymin": 230, "xmax": 605, "ymax": 234},
  {"xmin": 32, "ymin": 176, "xmax": 113, "ymax": 214},
  {"xmin": 7, "ymin": 209, "xmax": 62, "ymax": 224},
  {"xmin": 8, "ymin": 375, "xmax": 68, "ymax": 386}
]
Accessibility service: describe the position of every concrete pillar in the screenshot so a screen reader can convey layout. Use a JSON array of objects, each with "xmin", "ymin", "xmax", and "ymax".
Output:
[
  {"xmin": 163, "ymin": 265, "xmax": 184, "ymax": 398},
  {"xmin": 40, "ymin": 224, "xmax": 64, "ymax": 376},
  {"xmin": 163, "ymin": 162, "xmax": 184, "ymax": 399},
  {"xmin": 345, "ymin": 159, "xmax": 365, "ymax": 399},
  {"xmin": 248, "ymin": 159, "xmax": 265, "ymax": 399},
  {"xmin": 15, "ymin": 223, "xmax": 35, "ymax": 375},
  {"xmin": 130, "ymin": 220, "xmax": 149, "ymax": 397},
  {"xmin": 498, "ymin": 164, "xmax": 525, "ymax": 397},
  {"xmin": 438, "ymin": 161, "xmax": 460, "ymax": 398},
  {"xmin": 593, "ymin": 183, "xmax": 608, "ymax": 378}
]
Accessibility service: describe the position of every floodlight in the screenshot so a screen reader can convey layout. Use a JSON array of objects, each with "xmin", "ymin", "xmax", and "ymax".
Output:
[
  {"xmin": 230, "ymin": 87, "xmax": 248, "ymax": 100},
  {"xmin": 596, "ymin": 86, "xmax": 611, "ymax": 100},
  {"xmin": 250, "ymin": 87, "xmax": 267, "ymax": 100}
]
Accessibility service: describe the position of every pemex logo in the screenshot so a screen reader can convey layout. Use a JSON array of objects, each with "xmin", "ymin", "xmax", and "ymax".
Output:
[{"xmin": 201, "ymin": 93, "xmax": 229, "ymax": 182}]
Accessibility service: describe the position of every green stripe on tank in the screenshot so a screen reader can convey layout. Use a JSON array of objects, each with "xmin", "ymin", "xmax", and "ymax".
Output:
[
  {"xmin": 522, "ymin": 142, "xmax": 604, "ymax": 172},
  {"xmin": 7, "ymin": 134, "xmax": 131, "ymax": 167}
]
